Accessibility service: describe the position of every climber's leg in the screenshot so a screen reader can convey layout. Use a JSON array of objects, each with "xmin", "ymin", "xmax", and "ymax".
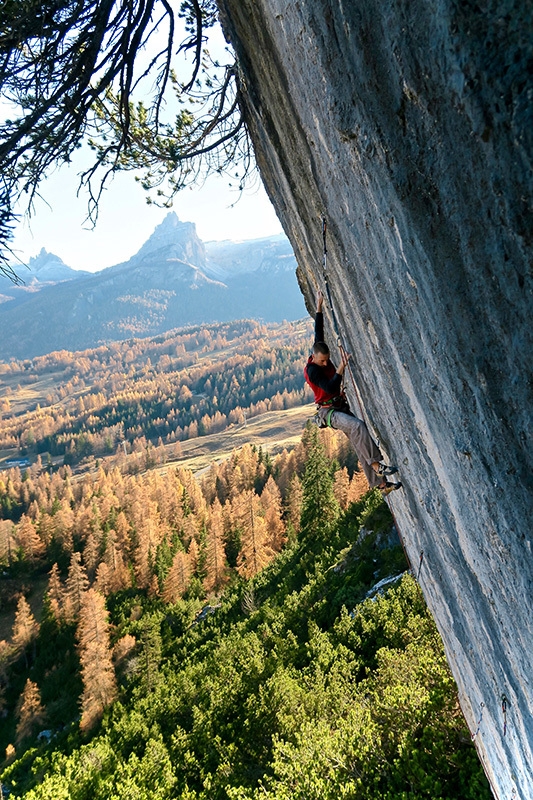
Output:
[{"xmin": 329, "ymin": 410, "xmax": 384, "ymax": 489}]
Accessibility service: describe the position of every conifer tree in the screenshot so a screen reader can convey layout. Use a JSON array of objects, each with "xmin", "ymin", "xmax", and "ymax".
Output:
[
  {"xmin": 162, "ymin": 551, "xmax": 191, "ymax": 603},
  {"xmin": 47, "ymin": 563, "xmax": 64, "ymax": 623},
  {"xmin": 50, "ymin": 500, "xmax": 75, "ymax": 555},
  {"xmin": 134, "ymin": 515, "xmax": 159, "ymax": 590},
  {"xmin": 261, "ymin": 476, "xmax": 286, "ymax": 551},
  {"xmin": 102, "ymin": 530, "xmax": 130, "ymax": 593},
  {"xmin": 348, "ymin": 470, "xmax": 370, "ymax": 504},
  {"xmin": 236, "ymin": 490, "xmax": 273, "ymax": 579},
  {"xmin": 0, "ymin": 520, "xmax": 13, "ymax": 567},
  {"xmin": 11, "ymin": 596, "xmax": 39, "ymax": 667},
  {"xmin": 228, "ymin": 464, "xmax": 244, "ymax": 499},
  {"xmin": 114, "ymin": 511, "xmax": 133, "ymax": 557},
  {"xmin": 187, "ymin": 536, "xmax": 199, "ymax": 573},
  {"xmin": 204, "ymin": 499, "xmax": 227, "ymax": 593},
  {"xmin": 15, "ymin": 679, "xmax": 45, "ymax": 744},
  {"xmin": 286, "ymin": 474, "xmax": 303, "ymax": 538},
  {"xmin": 299, "ymin": 425, "xmax": 340, "ymax": 542},
  {"xmin": 77, "ymin": 588, "xmax": 117, "ymax": 732},
  {"xmin": 333, "ymin": 466, "xmax": 351, "ymax": 509},
  {"xmin": 14, "ymin": 515, "xmax": 44, "ymax": 563},
  {"xmin": 82, "ymin": 530, "xmax": 101, "ymax": 581},
  {"xmin": 176, "ymin": 467, "xmax": 207, "ymax": 517},
  {"xmin": 200, "ymin": 464, "xmax": 218, "ymax": 506},
  {"xmin": 239, "ymin": 444, "xmax": 263, "ymax": 492},
  {"xmin": 94, "ymin": 562, "xmax": 111, "ymax": 596},
  {"xmin": 64, "ymin": 552, "xmax": 90, "ymax": 623}
]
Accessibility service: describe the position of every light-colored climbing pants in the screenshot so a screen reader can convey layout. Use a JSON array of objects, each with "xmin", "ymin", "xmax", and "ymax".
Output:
[{"xmin": 329, "ymin": 410, "xmax": 383, "ymax": 489}]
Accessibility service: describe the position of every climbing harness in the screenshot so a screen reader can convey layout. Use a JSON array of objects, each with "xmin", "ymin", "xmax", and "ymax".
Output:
[{"xmin": 313, "ymin": 405, "xmax": 336, "ymax": 429}]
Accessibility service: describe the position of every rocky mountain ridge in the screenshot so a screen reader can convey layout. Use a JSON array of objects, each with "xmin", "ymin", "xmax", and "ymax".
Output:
[
  {"xmin": 27, "ymin": 248, "xmax": 90, "ymax": 283},
  {"xmin": 0, "ymin": 213, "xmax": 305, "ymax": 359}
]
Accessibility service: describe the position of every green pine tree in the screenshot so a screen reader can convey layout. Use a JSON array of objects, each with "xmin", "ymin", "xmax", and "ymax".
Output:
[{"xmin": 299, "ymin": 425, "xmax": 340, "ymax": 543}]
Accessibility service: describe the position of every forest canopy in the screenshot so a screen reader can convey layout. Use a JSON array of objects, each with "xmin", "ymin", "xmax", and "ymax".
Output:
[
  {"xmin": 0, "ymin": 421, "xmax": 491, "ymax": 798},
  {"xmin": 0, "ymin": 319, "xmax": 313, "ymax": 468},
  {"xmin": 0, "ymin": 0, "xmax": 251, "ymax": 273}
]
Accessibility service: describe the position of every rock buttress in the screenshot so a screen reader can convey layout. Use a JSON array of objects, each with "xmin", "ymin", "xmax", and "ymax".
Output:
[{"xmin": 217, "ymin": 0, "xmax": 533, "ymax": 796}]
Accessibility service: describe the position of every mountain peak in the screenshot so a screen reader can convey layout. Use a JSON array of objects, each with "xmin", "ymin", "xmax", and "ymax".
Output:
[
  {"xmin": 24, "ymin": 248, "xmax": 86, "ymax": 284},
  {"xmin": 131, "ymin": 212, "xmax": 206, "ymax": 267},
  {"xmin": 29, "ymin": 248, "xmax": 67, "ymax": 271}
]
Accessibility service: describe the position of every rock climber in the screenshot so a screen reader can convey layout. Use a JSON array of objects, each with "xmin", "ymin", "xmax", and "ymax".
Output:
[{"xmin": 304, "ymin": 291, "xmax": 401, "ymax": 496}]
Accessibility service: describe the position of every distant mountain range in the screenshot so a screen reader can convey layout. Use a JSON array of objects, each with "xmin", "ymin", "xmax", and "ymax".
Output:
[{"xmin": 0, "ymin": 213, "xmax": 306, "ymax": 360}]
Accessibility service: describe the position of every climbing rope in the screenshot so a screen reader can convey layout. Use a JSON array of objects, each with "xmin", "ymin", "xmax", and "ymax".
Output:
[
  {"xmin": 321, "ymin": 217, "xmax": 367, "ymax": 424},
  {"xmin": 320, "ymin": 217, "xmax": 415, "ymax": 575}
]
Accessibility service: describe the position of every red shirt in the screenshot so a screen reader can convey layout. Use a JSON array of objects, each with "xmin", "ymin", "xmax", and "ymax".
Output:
[{"xmin": 304, "ymin": 356, "xmax": 341, "ymax": 405}]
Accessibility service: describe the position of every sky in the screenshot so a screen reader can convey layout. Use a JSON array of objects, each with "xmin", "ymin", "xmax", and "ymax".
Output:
[{"xmin": 10, "ymin": 155, "xmax": 283, "ymax": 273}]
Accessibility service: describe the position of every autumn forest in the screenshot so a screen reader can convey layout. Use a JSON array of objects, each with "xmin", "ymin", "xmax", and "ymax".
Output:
[
  {"xmin": 0, "ymin": 319, "xmax": 313, "ymax": 467},
  {"xmin": 0, "ymin": 319, "xmax": 490, "ymax": 799}
]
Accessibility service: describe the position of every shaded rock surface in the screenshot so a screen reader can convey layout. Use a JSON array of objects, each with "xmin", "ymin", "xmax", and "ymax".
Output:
[{"xmin": 217, "ymin": 0, "xmax": 533, "ymax": 796}]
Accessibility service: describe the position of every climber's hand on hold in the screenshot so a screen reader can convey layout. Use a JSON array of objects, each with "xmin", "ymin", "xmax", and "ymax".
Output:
[{"xmin": 316, "ymin": 290, "xmax": 324, "ymax": 313}]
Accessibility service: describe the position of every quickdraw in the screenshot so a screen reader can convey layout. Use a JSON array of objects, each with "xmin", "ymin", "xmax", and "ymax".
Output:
[
  {"xmin": 416, "ymin": 550, "xmax": 425, "ymax": 581},
  {"xmin": 501, "ymin": 694, "xmax": 508, "ymax": 736},
  {"xmin": 471, "ymin": 702, "xmax": 485, "ymax": 740}
]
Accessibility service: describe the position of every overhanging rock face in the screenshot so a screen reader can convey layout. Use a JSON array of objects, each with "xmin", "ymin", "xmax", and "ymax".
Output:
[{"xmin": 217, "ymin": 0, "xmax": 533, "ymax": 796}]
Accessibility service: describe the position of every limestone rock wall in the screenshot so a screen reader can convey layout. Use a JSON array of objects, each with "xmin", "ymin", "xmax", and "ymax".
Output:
[{"xmin": 217, "ymin": 1, "xmax": 533, "ymax": 796}]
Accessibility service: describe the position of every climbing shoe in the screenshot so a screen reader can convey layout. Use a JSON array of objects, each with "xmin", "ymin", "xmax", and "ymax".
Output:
[
  {"xmin": 375, "ymin": 461, "xmax": 399, "ymax": 477},
  {"xmin": 380, "ymin": 481, "xmax": 402, "ymax": 496}
]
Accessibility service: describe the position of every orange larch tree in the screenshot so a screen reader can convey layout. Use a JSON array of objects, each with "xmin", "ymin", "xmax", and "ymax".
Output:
[
  {"xmin": 260, "ymin": 476, "xmax": 286, "ymax": 552},
  {"xmin": 47, "ymin": 563, "xmax": 64, "ymax": 623},
  {"xmin": 333, "ymin": 466, "xmax": 351, "ymax": 510},
  {"xmin": 11, "ymin": 596, "xmax": 39, "ymax": 668},
  {"xmin": 14, "ymin": 515, "xmax": 45, "ymax": 563},
  {"xmin": 204, "ymin": 498, "xmax": 228, "ymax": 594},
  {"xmin": 77, "ymin": 588, "xmax": 117, "ymax": 732},
  {"xmin": 235, "ymin": 490, "xmax": 273, "ymax": 580},
  {"xmin": 64, "ymin": 552, "xmax": 90, "ymax": 623},
  {"xmin": 162, "ymin": 551, "xmax": 191, "ymax": 604},
  {"xmin": 15, "ymin": 679, "xmax": 46, "ymax": 744},
  {"xmin": 285, "ymin": 474, "xmax": 303, "ymax": 539}
]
